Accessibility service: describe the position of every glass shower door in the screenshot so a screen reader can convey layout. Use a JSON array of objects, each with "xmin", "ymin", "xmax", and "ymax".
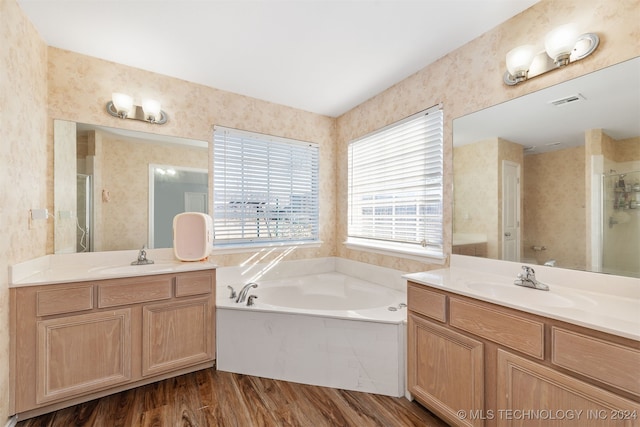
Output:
[
  {"xmin": 602, "ymin": 171, "xmax": 640, "ymax": 277},
  {"xmin": 76, "ymin": 174, "xmax": 92, "ymax": 252}
]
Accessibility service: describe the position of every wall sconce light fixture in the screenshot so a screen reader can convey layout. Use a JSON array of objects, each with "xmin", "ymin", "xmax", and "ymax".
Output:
[
  {"xmin": 504, "ymin": 24, "xmax": 599, "ymax": 86},
  {"xmin": 106, "ymin": 93, "xmax": 168, "ymax": 124}
]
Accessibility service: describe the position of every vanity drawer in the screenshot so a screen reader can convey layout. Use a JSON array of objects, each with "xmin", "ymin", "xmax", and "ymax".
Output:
[
  {"xmin": 450, "ymin": 298, "xmax": 544, "ymax": 359},
  {"xmin": 37, "ymin": 285, "xmax": 94, "ymax": 316},
  {"xmin": 175, "ymin": 273, "xmax": 213, "ymax": 297},
  {"xmin": 408, "ymin": 283, "xmax": 446, "ymax": 322},
  {"xmin": 98, "ymin": 277, "xmax": 172, "ymax": 308},
  {"xmin": 552, "ymin": 327, "xmax": 640, "ymax": 397}
]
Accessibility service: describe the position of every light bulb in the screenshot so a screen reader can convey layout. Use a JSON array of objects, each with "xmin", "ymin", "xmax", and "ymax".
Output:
[
  {"xmin": 112, "ymin": 93, "xmax": 133, "ymax": 118},
  {"xmin": 545, "ymin": 23, "xmax": 579, "ymax": 66},
  {"xmin": 142, "ymin": 99, "xmax": 162, "ymax": 122},
  {"xmin": 506, "ymin": 45, "xmax": 536, "ymax": 82}
]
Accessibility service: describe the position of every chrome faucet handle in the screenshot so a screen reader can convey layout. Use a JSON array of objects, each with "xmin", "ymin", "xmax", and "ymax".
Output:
[
  {"xmin": 515, "ymin": 265, "xmax": 549, "ymax": 291},
  {"xmin": 520, "ymin": 265, "xmax": 535, "ymax": 279},
  {"xmin": 247, "ymin": 295, "xmax": 258, "ymax": 306},
  {"xmin": 227, "ymin": 286, "xmax": 237, "ymax": 299},
  {"xmin": 138, "ymin": 249, "xmax": 146, "ymax": 261},
  {"xmin": 132, "ymin": 244, "xmax": 153, "ymax": 265}
]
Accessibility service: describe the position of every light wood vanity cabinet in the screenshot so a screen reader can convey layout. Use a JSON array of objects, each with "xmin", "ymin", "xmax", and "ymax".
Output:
[
  {"xmin": 407, "ymin": 281, "xmax": 640, "ymax": 427},
  {"xmin": 10, "ymin": 269, "xmax": 216, "ymax": 418},
  {"xmin": 408, "ymin": 312, "xmax": 485, "ymax": 427}
]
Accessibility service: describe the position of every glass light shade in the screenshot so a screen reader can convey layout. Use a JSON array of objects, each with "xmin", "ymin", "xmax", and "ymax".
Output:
[
  {"xmin": 506, "ymin": 45, "xmax": 536, "ymax": 76},
  {"xmin": 142, "ymin": 99, "xmax": 162, "ymax": 121},
  {"xmin": 545, "ymin": 23, "xmax": 579, "ymax": 63},
  {"xmin": 112, "ymin": 92, "xmax": 133, "ymax": 116}
]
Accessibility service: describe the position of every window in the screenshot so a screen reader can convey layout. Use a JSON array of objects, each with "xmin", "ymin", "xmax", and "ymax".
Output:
[
  {"xmin": 347, "ymin": 106, "xmax": 444, "ymax": 258},
  {"xmin": 213, "ymin": 126, "xmax": 319, "ymax": 246}
]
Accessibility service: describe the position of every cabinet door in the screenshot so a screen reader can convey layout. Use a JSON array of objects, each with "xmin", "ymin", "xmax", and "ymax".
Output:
[
  {"xmin": 36, "ymin": 309, "xmax": 132, "ymax": 404},
  {"xmin": 408, "ymin": 313, "xmax": 485, "ymax": 427},
  {"xmin": 142, "ymin": 297, "xmax": 213, "ymax": 377},
  {"xmin": 497, "ymin": 349, "xmax": 640, "ymax": 427}
]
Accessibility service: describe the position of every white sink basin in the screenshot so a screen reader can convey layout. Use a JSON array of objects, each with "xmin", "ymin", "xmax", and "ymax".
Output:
[
  {"xmin": 89, "ymin": 263, "xmax": 176, "ymax": 276},
  {"xmin": 465, "ymin": 282, "xmax": 575, "ymax": 308}
]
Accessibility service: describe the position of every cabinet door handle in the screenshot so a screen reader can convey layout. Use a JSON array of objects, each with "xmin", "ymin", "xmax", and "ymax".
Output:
[{"xmin": 504, "ymin": 232, "xmax": 511, "ymax": 237}]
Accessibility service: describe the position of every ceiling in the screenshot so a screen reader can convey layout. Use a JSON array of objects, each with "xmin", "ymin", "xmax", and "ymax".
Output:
[
  {"xmin": 18, "ymin": 0, "xmax": 539, "ymax": 117},
  {"xmin": 454, "ymin": 57, "xmax": 640, "ymax": 154}
]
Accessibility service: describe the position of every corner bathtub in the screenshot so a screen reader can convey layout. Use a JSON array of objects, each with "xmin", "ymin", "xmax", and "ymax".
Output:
[{"xmin": 216, "ymin": 272, "xmax": 407, "ymax": 397}]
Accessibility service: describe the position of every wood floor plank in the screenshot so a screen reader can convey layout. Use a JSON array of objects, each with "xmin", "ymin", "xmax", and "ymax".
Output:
[
  {"xmin": 204, "ymin": 370, "xmax": 259, "ymax": 427},
  {"xmin": 363, "ymin": 390, "xmax": 448, "ymax": 427},
  {"xmin": 246, "ymin": 376, "xmax": 313, "ymax": 427},
  {"xmin": 170, "ymin": 373, "xmax": 204, "ymax": 427},
  {"xmin": 17, "ymin": 369, "xmax": 447, "ymax": 427},
  {"xmin": 237, "ymin": 374, "xmax": 284, "ymax": 426},
  {"xmin": 139, "ymin": 404, "xmax": 171, "ymax": 427}
]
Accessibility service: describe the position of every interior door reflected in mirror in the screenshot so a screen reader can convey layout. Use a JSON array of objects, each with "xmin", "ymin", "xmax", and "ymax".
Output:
[
  {"xmin": 453, "ymin": 57, "xmax": 640, "ymax": 278},
  {"xmin": 53, "ymin": 121, "xmax": 209, "ymax": 253},
  {"xmin": 149, "ymin": 164, "xmax": 208, "ymax": 249}
]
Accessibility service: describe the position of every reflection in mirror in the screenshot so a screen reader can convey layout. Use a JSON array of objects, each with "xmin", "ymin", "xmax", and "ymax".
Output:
[
  {"xmin": 453, "ymin": 57, "xmax": 640, "ymax": 278},
  {"xmin": 149, "ymin": 164, "xmax": 208, "ymax": 249},
  {"xmin": 54, "ymin": 121, "xmax": 209, "ymax": 253}
]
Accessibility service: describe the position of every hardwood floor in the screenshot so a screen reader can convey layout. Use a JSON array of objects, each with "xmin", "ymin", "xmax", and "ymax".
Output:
[{"xmin": 17, "ymin": 369, "xmax": 449, "ymax": 427}]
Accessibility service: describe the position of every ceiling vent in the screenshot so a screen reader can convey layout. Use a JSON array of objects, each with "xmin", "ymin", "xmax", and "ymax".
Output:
[{"xmin": 549, "ymin": 93, "xmax": 586, "ymax": 107}]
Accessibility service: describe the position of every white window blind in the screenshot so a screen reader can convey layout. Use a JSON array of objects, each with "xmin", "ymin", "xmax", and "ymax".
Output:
[
  {"xmin": 348, "ymin": 106, "xmax": 443, "ymax": 256},
  {"xmin": 213, "ymin": 126, "xmax": 319, "ymax": 245}
]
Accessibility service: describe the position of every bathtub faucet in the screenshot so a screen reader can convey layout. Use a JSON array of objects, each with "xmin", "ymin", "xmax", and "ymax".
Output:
[
  {"xmin": 514, "ymin": 266, "xmax": 549, "ymax": 291},
  {"xmin": 236, "ymin": 282, "xmax": 258, "ymax": 303}
]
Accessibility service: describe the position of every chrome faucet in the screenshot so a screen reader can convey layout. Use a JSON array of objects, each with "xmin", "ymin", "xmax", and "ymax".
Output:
[
  {"xmin": 514, "ymin": 266, "xmax": 549, "ymax": 291},
  {"xmin": 236, "ymin": 282, "xmax": 258, "ymax": 303},
  {"xmin": 131, "ymin": 245, "xmax": 154, "ymax": 265},
  {"xmin": 227, "ymin": 285, "xmax": 237, "ymax": 299}
]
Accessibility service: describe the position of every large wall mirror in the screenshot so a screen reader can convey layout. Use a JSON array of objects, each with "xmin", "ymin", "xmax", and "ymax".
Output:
[
  {"xmin": 453, "ymin": 57, "xmax": 640, "ymax": 278},
  {"xmin": 54, "ymin": 121, "xmax": 209, "ymax": 253}
]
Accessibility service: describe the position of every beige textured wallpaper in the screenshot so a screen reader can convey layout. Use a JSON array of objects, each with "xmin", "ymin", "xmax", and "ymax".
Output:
[
  {"xmin": 336, "ymin": 0, "xmax": 640, "ymax": 273},
  {"xmin": 99, "ymin": 131, "xmax": 208, "ymax": 251},
  {"xmin": 0, "ymin": 0, "xmax": 48, "ymax": 422},
  {"xmin": 614, "ymin": 136, "xmax": 640, "ymax": 162},
  {"xmin": 46, "ymin": 47, "xmax": 337, "ymax": 266},
  {"xmin": 523, "ymin": 146, "xmax": 586, "ymax": 268},
  {"xmin": 454, "ymin": 139, "xmax": 499, "ymax": 257},
  {"xmin": 2, "ymin": 0, "xmax": 640, "ymax": 422},
  {"xmin": 454, "ymin": 137, "xmax": 524, "ymax": 260}
]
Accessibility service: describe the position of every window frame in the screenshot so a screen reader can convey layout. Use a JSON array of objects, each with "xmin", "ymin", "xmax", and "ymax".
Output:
[
  {"xmin": 212, "ymin": 126, "xmax": 320, "ymax": 248},
  {"xmin": 346, "ymin": 105, "xmax": 445, "ymax": 262}
]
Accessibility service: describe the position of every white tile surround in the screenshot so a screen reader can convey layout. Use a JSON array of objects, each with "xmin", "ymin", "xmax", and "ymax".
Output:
[
  {"xmin": 215, "ymin": 257, "xmax": 408, "ymax": 397},
  {"xmin": 216, "ymin": 309, "xmax": 406, "ymax": 397}
]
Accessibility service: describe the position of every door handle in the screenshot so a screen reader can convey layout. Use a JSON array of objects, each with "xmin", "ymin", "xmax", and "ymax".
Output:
[{"xmin": 504, "ymin": 232, "xmax": 511, "ymax": 237}]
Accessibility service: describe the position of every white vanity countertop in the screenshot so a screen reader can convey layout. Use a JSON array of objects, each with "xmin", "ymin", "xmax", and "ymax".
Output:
[
  {"xmin": 10, "ymin": 249, "xmax": 218, "ymax": 287},
  {"xmin": 404, "ymin": 255, "xmax": 640, "ymax": 341}
]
